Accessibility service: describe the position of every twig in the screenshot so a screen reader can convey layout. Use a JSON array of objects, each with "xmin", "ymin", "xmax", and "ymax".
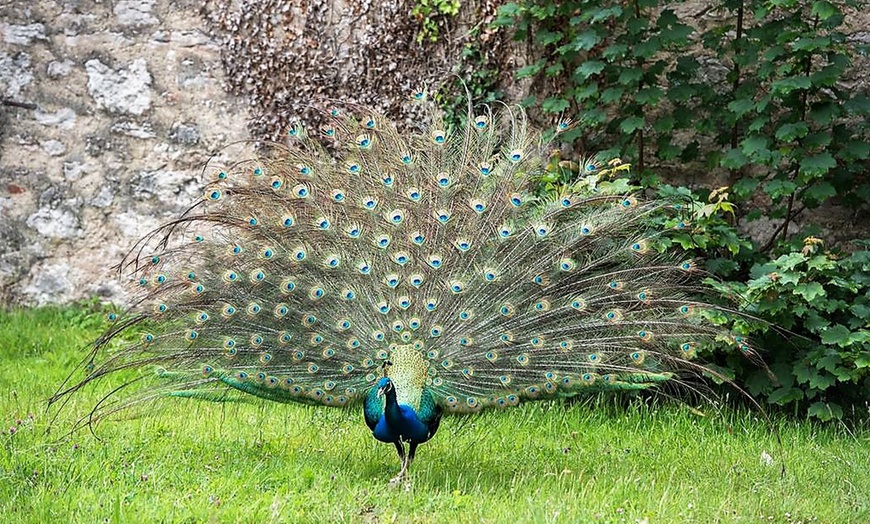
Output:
[
  {"xmin": 758, "ymin": 203, "xmax": 806, "ymax": 253},
  {"xmin": 2, "ymin": 99, "xmax": 37, "ymax": 110}
]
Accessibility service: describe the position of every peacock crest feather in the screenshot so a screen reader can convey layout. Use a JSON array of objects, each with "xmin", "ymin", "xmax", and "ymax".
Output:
[{"xmin": 52, "ymin": 95, "xmax": 765, "ymax": 481}]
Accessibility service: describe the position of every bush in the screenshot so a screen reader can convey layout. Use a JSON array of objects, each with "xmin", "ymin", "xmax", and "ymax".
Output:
[
  {"xmin": 650, "ymin": 183, "xmax": 870, "ymax": 420},
  {"xmin": 738, "ymin": 241, "xmax": 870, "ymax": 420},
  {"xmin": 484, "ymin": 0, "xmax": 870, "ymax": 419}
]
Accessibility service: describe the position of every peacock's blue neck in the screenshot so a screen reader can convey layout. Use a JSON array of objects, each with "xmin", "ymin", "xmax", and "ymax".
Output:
[{"xmin": 383, "ymin": 387, "xmax": 410, "ymax": 423}]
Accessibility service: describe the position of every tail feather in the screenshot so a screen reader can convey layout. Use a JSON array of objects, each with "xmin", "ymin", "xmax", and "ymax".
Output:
[{"xmin": 50, "ymin": 96, "xmax": 767, "ymax": 424}]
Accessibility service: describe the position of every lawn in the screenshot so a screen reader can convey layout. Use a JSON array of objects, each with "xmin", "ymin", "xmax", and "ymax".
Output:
[{"xmin": 0, "ymin": 306, "xmax": 867, "ymax": 523}]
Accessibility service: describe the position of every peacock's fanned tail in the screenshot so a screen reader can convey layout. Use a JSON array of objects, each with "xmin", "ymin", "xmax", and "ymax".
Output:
[{"xmin": 52, "ymin": 100, "xmax": 763, "ymax": 423}]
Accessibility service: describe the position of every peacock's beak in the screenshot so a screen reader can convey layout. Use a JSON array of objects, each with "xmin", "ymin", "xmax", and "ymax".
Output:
[{"xmin": 376, "ymin": 386, "xmax": 386, "ymax": 398}]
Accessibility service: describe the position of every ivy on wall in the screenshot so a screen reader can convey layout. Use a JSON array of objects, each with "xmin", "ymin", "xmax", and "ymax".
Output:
[
  {"xmin": 494, "ymin": 0, "xmax": 869, "ymax": 244},
  {"xmin": 492, "ymin": 0, "xmax": 870, "ymax": 419}
]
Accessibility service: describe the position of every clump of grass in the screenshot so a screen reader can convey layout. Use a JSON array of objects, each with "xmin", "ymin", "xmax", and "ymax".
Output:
[{"xmin": 0, "ymin": 306, "xmax": 868, "ymax": 523}]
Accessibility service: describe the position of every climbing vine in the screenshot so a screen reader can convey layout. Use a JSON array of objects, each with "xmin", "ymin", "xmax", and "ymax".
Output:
[
  {"xmin": 493, "ymin": 0, "xmax": 870, "ymax": 419},
  {"xmin": 494, "ymin": 0, "xmax": 869, "ymax": 235},
  {"xmin": 412, "ymin": 0, "xmax": 462, "ymax": 42}
]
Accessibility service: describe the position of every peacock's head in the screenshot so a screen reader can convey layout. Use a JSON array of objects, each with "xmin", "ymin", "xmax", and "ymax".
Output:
[{"xmin": 376, "ymin": 376, "xmax": 394, "ymax": 398}]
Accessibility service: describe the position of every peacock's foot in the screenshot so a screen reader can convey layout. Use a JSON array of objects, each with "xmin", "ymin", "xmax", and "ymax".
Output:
[
  {"xmin": 389, "ymin": 464, "xmax": 411, "ymax": 485},
  {"xmin": 389, "ymin": 446, "xmax": 410, "ymax": 485},
  {"xmin": 388, "ymin": 474, "xmax": 412, "ymax": 490}
]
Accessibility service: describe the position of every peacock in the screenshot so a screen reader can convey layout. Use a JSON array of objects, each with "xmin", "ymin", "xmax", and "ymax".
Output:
[{"xmin": 51, "ymin": 93, "xmax": 765, "ymax": 482}]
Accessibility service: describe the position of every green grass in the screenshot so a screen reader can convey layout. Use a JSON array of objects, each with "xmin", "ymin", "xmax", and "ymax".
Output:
[{"xmin": 1, "ymin": 306, "xmax": 868, "ymax": 523}]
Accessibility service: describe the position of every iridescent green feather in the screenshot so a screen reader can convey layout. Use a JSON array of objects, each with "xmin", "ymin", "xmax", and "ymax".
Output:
[{"xmin": 51, "ymin": 95, "xmax": 763, "ymax": 427}]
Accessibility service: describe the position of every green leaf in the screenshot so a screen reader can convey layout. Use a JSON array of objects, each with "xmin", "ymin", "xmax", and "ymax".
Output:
[
  {"xmin": 811, "ymin": 1, "xmax": 839, "ymax": 20},
  {"xmin": 817, "ymin": 354, "xmax": 843, "ymax": 372},
  {"xmin": 619, "ymin": 116, "xmax": 645, "ymax": 134},
  {"xmin": 805, "ymin": 311, "xmax": 830, "ymax": 332},
  {"xmin": 572, "ymin": 30, "xmax": 601, "ymax": 51},
  {"xmin": 808, "ymin": 401, "xmax": 842, "ymax": 421},
  {"xmin": 617, "ymin": 68, "xmax": 643, "ymax": 85},
  {"xmin": 517, "ymin": 60, "xmax": 546, "ymax": 79},
  {"xmin": 541, "ymin": 97, "xmax": 570, "ymax": 113},
  {"xmin": 535, "ymin": 29, "xmax": 563, "ymax": 46},
  {"xmin": 771, "ymin": 76, "xmax": 811, "ymax": 95},
  {"xmin": 803, "ymin": 182, "xmax": 837, "ymax": 204},
  {"xmin": 850, "ymin": 303, "xmax": 870, "ymax": 321},
  {"xmin": 748, "ymin": 116, "xmax": 768, "ymax": 133},
  {"xmin": 581, "ymin": 107, "xmax": 607, "ymax": 125},
  {"xmin": 792, "ymin": 36, "xmax": 831, "ymax": 52},
  {"xmin": 626, "ymin": 16, "xmax": 649, "ymax": 35},
  {"xmin": 740, "ymin": 135, "xmax": 770, "ymax": 158},
  {"xmin": 544, "ymin": 63, "xmax": 564, "ymax": 76},
  {"xmin": 656, "ymin": 9, "xmax": 679, "ymax": 27},
  {"xmin": 808, "ymin": 371, "xmax": 837, "ymax": 391},
  {"xmin": 660, "ymin": 24, "xmax": 694, "ymax": 44},
  {"xmin": 634, "ymin": 86, "xmax": 664, "ymax": 105},
  {"xmin": 768, "ymin": 386, "xmax": 804, "ymax": 404},
  {"xmin": 657, "ymin": 141, "xmax": 681, "ymax": 160},
  {"xmin": 574, "ymin": 61, "xmax": 605, "ymax": 80},
  {"xmin": 681, "ymin": 141, "xmax": 700, "ymax": 162},
  {"xmin": 811, "ymin": 63, "xmax": 845, "ymax": 87},
  {"xmin": 799, "ymin": 152, "xmax": 837, "ymax": 177},
  {"xmin": 775, "ymin": 252, "xmax": 807, "ymax": 271},
  {"xmin": 600, "ymin": 87, "xmax": 624, "ymax": 103},
  {"xmin": 727, "ymin": 98, "xmax": 755, "ymax": 118},
  {"xmin": 777, "ymin": 271, "xmax": 803, "ymax": 287},
  {"xmin": 753, "ymin": 4, "xmax": 771, "ymax": 18},
  {"xmin": 720, "ymin": 148, "xmax": 749, "ymax": 169},
  {"xmin": 496, "ymin": 2, "xmax": 520, "ymax": 16},
  {"xmin": 806, "ymin": 255, "xmax": 834, "ymax": 272},
  {"xmin": 803, "ymin": 131, "xmax": 832, "ymax": 150},
  {"xmin": 762, "ymin": 45, "xmax": 787, "ymax": 61},
  {"xmin": 793, "ymin": 360, "xmax": 816, "ymax": 384},
  {"xmin": 602, "ymin": 44, "xmax": 628, "ymax": 61},
  {"xmin": 667, "ymin": 85, "xmax": 697, "ymax": 102},
  {"xmin": 574, "ymin": 84, "xmax": 599, "ymax": 101},
  {"xmin": 774, "ymin": 122, "xmax": 809, "ymax": 142},
  {"xmin": 493, "ymin": 2, "xmax": 520, "ymax": 26},
  {"xmin": 808, "ymin": 102, "xmax": 839, "ymax": 125},
  {"xmin": 840, "ymin": 140, "xmax": 870, "ymax": 161},
  {"xmin": 590, "ymin": 6, "xmax": 623, "ymax": 22},
  {"xmin": 653, "ymin": 115, "xmax": 675, "ymax": 132},
  {"xmin": 794, "ymin": 282, "xmax": 826, "ymax": 301},
  {"xmin": 844, "ymin": 95, "xmax": 870, "ymax": 116},
  {"xmin": 633, "ymin": 38, "xmax": 661, "ymax": 59},
  {"xmin": 820, "ymin": 324, "xmax": 850, "ymax": 346},
  {"xmin": 732, "ymin": 177, "xmax": 760, "ymax": 198}
]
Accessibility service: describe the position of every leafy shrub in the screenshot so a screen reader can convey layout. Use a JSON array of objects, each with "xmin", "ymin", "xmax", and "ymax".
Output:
[
  {"xmin": 736, "ymin": 241, "xmax": 870, "ymax": 420},
  {"xmin": 484, "ymin": 0, "xmax": 870, "ymax": 419},
  {"xmin": 493, "ymin": 0, "xmax": 869, "ymax": 236}
]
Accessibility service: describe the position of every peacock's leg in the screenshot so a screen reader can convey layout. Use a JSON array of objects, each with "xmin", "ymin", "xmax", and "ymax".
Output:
[
  {"xmin": 390, "ymin": 440, "xmax": 409, "ymax": 483},
  {"xmin": 393, "ymin": 441, "xmax": 405, "ymax": 461},
  {"xmin": 407, "ymin": 442, "xmax": 418, "ymax": 470}
]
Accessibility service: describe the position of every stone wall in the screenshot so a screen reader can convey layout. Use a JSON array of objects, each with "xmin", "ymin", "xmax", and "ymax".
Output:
[
  {"xmin": 0, "ymin": 1, "xmax": 251, "ymax": 305},
  {"xmin": 0, "ymin": 0, "xmax": 516, "ymax": 306}
]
